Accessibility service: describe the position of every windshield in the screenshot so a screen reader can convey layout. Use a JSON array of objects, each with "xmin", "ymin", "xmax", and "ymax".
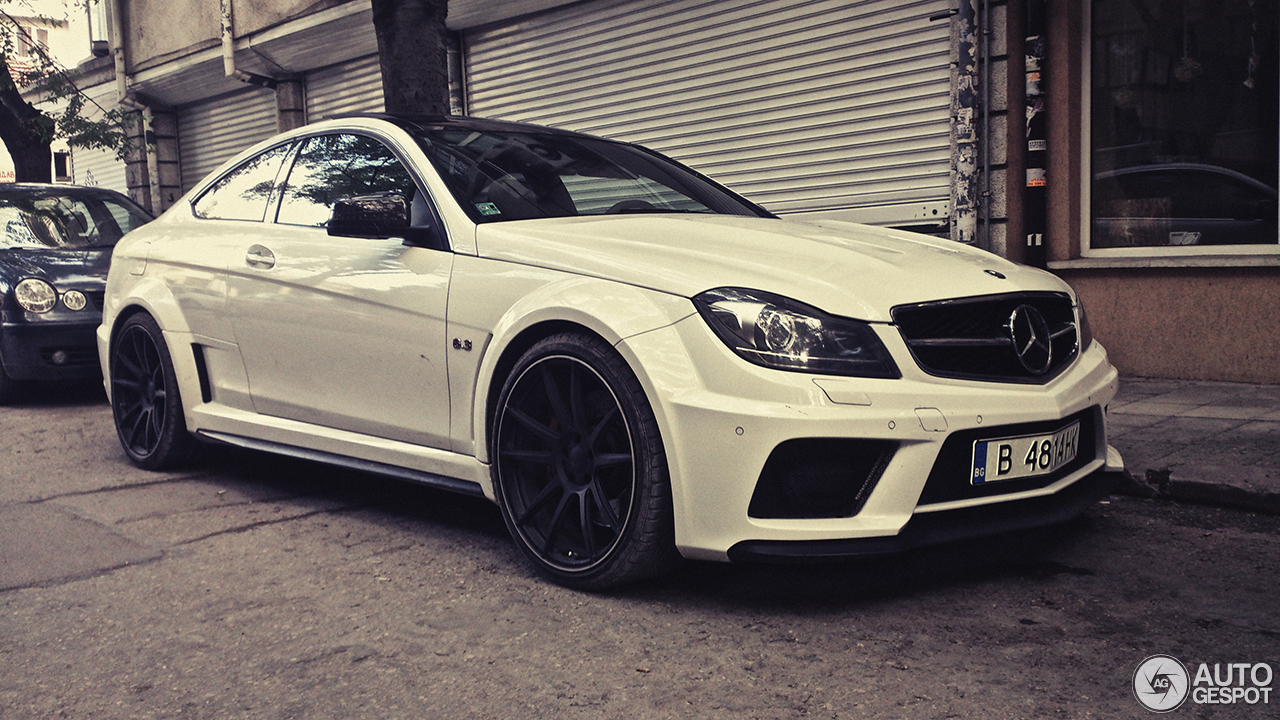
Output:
[
  {"xmin": 0, "ymin": 192, "xmax": 152, "ymax": 249},
  {"xmin": 411, "ymin": 126, "xmax": 770, "ymax": 223}
]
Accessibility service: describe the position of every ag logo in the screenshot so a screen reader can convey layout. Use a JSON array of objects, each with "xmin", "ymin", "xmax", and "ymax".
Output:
[{"xmin": 1134, "ymin": 655, "xmax": 1190, "ymax": 712}]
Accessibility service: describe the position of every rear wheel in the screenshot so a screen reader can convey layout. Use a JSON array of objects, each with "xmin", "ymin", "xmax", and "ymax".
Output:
[
  {"xmin": 110, "ymin": 313, "xmax": 196, "ymax": 470},
  {"xmin": 492, "ymin": 333, "xmax": 676, "ymax": 590}
]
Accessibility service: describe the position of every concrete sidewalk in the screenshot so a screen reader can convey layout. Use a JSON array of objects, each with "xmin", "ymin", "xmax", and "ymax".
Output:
[{"xmin": 1107, "ymin": 376, "xmax": 1280, "ymax": 515}]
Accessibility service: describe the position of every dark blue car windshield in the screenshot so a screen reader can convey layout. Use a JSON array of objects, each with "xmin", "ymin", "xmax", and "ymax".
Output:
[{"xmin": 0, "ymin": 192, "xmax": 152, "ymax": 249}]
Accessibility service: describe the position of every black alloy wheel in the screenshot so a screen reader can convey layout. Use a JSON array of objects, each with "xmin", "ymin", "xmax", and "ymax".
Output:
[
  {"xmin": 110, "ymin": 313, "xmax": 196, "ymax": 470},
  {"xmin": 492, "ymin": 333, "xmax": 675, "ymax": 589}
]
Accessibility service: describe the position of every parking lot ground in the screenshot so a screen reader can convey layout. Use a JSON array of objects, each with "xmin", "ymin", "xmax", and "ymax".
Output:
[{"xmin": 1, "ymin": 382, "xmax": 1278, "ymax": 719}]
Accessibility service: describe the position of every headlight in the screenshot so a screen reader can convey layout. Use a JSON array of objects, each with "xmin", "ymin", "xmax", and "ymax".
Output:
[
  {"xmin": 63, "ymin": 290, "xmax": 88, "ymax": 311},
  {"xmin": 694, "ymin": 287, "xmax": 900, "ymax": 378},
  {"xmin": 15, "ymin": 278, "xmax": 57, "ymax": 313},
  {"xmin": 1077, "ymin": 298, "xmax": 1094, "ymax": 352}
]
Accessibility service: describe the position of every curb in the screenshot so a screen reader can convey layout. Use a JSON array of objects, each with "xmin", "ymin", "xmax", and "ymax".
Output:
[{"xmin": 1111, "ymin": 468, "xmax": 1280, "ymax": 517}]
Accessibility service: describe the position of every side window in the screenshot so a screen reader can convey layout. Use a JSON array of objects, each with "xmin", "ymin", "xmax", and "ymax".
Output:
[
  {"xmin": 192, "ymin": 144, "xmax": 291, "ymax": 221},
  {"xmin": 275, "ymin": 134, "xmax": 419, "ymax": 228}
]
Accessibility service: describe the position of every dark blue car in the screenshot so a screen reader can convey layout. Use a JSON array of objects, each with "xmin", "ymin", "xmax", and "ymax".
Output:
[{"xmin": 0, "ymin": 184, "xmax": 152, "ymax": 402}]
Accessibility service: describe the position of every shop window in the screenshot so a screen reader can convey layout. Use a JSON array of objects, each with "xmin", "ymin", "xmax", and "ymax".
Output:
[{"xmin": 1089, "ymin": 0, "xmax": 1277, "ymax": 251}]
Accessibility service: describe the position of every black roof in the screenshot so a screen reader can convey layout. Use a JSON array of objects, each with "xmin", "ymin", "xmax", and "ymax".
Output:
[{"xmin": 328, "ymin": 113, "xmax": 611, "ymax": 142}]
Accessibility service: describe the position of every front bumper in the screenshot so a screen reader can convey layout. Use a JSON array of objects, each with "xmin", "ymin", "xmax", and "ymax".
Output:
[
  {"xmin": 618, "ymin": 314, "xmax": 1123, "ymax": 562},
  {"xmin": 0, "ymin": 321, "xmax": 103, "ymax": 381},
  {"xmin": 728, "ymin": 469, "xmax": 1122, "ymax": 562}
]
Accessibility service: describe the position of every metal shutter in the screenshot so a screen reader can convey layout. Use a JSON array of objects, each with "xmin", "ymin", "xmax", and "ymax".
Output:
[
  {"xmin": 463, "ymin": 0, "xmax": 952, "ymax": 225},
  {"xmin": 307, "ymin": 54, "xmax": 386, "ymax": 120},
  {"xmin": 177, "ymin": 87, "xmax": 277, "ymax": 192},
  {"xmin": 70, "ymin": 84, "xmax": 128, "ymax": 193}
]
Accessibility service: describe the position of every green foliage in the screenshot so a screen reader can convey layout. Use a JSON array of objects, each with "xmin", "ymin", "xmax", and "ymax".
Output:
[{"xmin": 1, "ymin": 3, "xmax": 133, "ymax": 163}]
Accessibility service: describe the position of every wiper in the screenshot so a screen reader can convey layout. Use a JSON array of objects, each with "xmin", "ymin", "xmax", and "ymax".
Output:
[{"xmin": 611, "ymin": 207, "xmax": 711, "ymax": 214}]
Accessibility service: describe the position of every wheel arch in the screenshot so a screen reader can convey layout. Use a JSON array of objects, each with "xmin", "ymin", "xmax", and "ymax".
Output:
[
  {"xmin": 103, "ymin": 279, "xmax": 201, "ymax": 417},
  {"xmin": 466, "ymin": 278, "xmax": 695, "ymax": 466},
  {"xmin": 479, "ymin": 319, "xmax": 611, "ymax": 464}
]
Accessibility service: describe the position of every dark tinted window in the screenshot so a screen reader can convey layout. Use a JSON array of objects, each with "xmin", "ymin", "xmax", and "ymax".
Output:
[
  {"xmin": 0, "ymin": 192, "xmax": 152, "ymax": 249},
  {"xmin": 412, "ymin": 127, "xmax": 769, "ymax": 223},
  {"xmin": 276, "ymin": 134, "xmax": 419, "ymax": 228},
  {"xmin": 1090, "ymin": 0, "xmax": 1278, "ymax": 247},
  {"xmin": 192, "ymin": 143, "xmax": 291, "ymax": 221}
]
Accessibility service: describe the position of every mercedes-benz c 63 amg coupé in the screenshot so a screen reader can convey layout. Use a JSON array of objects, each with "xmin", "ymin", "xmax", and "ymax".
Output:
[{"xmin": 99, "ymin": 114, "xmax": 1123, "ymax": 588}]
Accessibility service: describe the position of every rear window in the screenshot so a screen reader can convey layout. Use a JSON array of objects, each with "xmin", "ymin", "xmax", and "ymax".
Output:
[{"xmin": 0, "ymin": 192, "xmax": 152, "ymax": 249}]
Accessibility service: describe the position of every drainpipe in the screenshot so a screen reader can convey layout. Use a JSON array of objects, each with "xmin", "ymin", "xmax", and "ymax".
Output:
[
  {"xmin": 951, "ymin": 0, "xmax": 979, "ymax": 246},
  {"xmin": 220, "ymin": 0, "xmax": 276, "ymax": 88},
  {"xmin": 1024, "ymin": 0, "xmax": 1048, "ymax": 268},
  {"xmin": 106, "ymin": 0, "xmax": 161, "ymax": 211},
  {"xmin": 979, "ymin": 0, "xmax": 992, "ymax": 252}
]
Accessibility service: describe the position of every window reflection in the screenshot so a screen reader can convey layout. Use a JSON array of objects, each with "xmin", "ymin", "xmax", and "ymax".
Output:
[
  {"xmin": 412, "ymin": 127, "xmax": 768, "ymax": 223},
  {"xmin": 0, "ymin": 192, "xmax": 151, "ymax": 248},
  {"xmin": 276, "ymin": 134, "xmax": 418, "ymax": 228},
  {"xmin": 1090, "ymin": 0, "xmax": 1277, "ymax": 248},
  {"xmin": 192, "ymin": 144, "xmax": 291, "ymax": 222}
]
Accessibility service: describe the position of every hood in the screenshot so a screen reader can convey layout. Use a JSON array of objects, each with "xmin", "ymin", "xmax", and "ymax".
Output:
[
  {"xmin": 473, "ymin": 215, "xmax": 1072, "ymax": 322},
  {"xmin": 1, "ymin": 247, "xmax": 113, "ymax": 286}
]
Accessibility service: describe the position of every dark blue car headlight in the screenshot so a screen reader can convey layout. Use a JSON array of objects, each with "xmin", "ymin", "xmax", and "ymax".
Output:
[
  {"xmin": 15, "ymin": 278, "xmax": 57, "ymax": 313},
  {"xmin": 694, "ymin": 287, "xmax": 900, "ymax": 378}
]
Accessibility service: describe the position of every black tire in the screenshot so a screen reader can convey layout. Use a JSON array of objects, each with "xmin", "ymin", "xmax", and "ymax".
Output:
[
  {"xmin": 0, "ymin": 354, "xmax": 14, "ymax": 404},
  {"xmin": 491, "ymin": 333, "xmax": 677, "ymax": 590},
  {"xmin": 110, "ymin": 313, "xmax": 197, "ymax": 470}
]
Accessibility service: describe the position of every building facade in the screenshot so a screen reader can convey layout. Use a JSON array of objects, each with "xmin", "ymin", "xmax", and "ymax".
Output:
[{"xmin": 68, "ymin": 0, "xmax": 1279, "ymax": 381}]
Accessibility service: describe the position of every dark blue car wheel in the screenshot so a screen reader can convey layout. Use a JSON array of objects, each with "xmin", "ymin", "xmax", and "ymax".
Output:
[
  {"xmin": 0, "ymin": 355, "xmax": 13, "ymax": 404},
  {"xmin": 110, "ymin": 313, "xmax": 196, "ymax": 469}
]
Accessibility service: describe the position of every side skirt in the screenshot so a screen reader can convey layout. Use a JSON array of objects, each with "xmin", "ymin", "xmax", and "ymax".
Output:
[{"xmin": 197, "ymin": 429, "xmax": 487, "ymax": 497}]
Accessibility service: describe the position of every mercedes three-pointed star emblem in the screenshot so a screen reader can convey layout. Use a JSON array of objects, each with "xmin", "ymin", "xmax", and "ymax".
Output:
[{"xmin": 1007, "ymin": 304, "xmax": 1053, "ymax": 375}]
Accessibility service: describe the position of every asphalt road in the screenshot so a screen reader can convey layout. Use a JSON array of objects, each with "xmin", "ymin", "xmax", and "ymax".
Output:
[{"xmin": 2, "ymin": 382, "xmax": 1277, "ymax": 719}]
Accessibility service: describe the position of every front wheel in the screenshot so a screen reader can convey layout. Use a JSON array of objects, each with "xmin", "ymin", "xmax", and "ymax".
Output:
[
  {"xmin": 110, "ymin": 313, "xmax": 197, "ymax": 470},
  {"xmin": 492, "ymin": 333, "xmax": 676, "ymax": 590},
  {"xmin": 0, "ymin": 353, "xmax": 14, "ymax": 404}
]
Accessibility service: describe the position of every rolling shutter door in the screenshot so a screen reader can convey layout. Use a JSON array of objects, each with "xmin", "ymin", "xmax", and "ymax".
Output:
[
  {"xmin": 70, "ymin": 84, "xmax": 128, "ymax": 193},
  {"xmin": 307, "ymin": 55, "xmax": 385, "ymax": 120},
  {"xmin": 177, "ymin": 87, "xmax": 277, "ymax": 192},
  {"xmin": 463, "ymin": 0, "xmax": 952, "ymax": 225}
]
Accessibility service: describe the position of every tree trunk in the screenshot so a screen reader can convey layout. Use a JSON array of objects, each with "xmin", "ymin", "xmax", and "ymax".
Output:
[
  {"xmin": 369, "ymin": 0, "xmax": 451, "ymax": 116},
  {"xmin": 1, "ymin": 72, "xmax": 55, "ymax": 183}
]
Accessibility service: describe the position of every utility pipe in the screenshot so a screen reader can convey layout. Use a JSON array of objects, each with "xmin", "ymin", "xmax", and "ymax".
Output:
[
  {"xmin": 979, "ymin": 0, "xmax": 992, "ymax": 252},
  {"xmin": 951, "ymin": 0, "xmax": 980, "ymax": 245},
  {"xmin": 220, "ymin": 0, "xmax": 276, "ymax": 88},
  {"xmin": 106, "ymin": 0, "xmax": 161, "ymax": 211}
]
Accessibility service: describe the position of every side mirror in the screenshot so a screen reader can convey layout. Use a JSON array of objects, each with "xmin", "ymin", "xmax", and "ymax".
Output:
[{"xmin": 328, "ymin": 193, "xmax": 411, "ymax": 239}]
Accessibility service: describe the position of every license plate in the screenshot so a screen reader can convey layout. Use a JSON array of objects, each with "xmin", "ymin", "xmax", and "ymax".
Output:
[{"xmin": 971, "ymin": 421, "xmax": 1080, "ymax": 485}]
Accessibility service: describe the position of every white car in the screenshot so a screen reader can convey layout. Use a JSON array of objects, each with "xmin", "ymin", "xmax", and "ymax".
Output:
[{"xmin": 99, "ymin": 114, "xmax": 1123, "ymax": 589}]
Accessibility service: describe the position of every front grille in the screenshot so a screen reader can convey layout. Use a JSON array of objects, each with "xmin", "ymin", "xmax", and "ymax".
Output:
[
  {"xmin": 916, "ymin": 407, "xmax": 1099, "ymax": 506},
  {"xmin": 749, "ymin": 439, "xmax": 897, "ymax": 519},
  {"xmin": 892, "ymin": 292, "xmax": 1078, "ymax": 383},
  {"xmin": 84, "ymin": 290, "xmax": 106, "ymax": 311}
]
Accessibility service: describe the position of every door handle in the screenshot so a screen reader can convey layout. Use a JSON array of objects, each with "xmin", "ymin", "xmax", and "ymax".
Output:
[{"xmin": 246, "ymin": 244, "xmax": 276, "ymax": 269}]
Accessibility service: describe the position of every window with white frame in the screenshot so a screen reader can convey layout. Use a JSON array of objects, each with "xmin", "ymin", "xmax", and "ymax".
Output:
[{"xmin": 1089, "ymin": 0, "xmax": 1277, "ymax": 252}]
